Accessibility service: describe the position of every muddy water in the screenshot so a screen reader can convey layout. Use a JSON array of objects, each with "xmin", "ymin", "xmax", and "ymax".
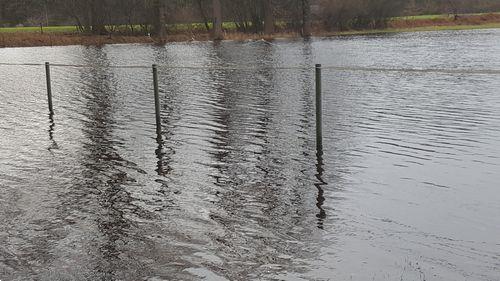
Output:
[{"xmin": 1, "ymin": 29, "xmax": 500, "ymax": 280}]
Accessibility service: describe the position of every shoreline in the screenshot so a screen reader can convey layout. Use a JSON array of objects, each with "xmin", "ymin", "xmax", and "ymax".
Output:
[{"xmin": 1, "ymin": 23, "xmax": 500, "ymax": 49}]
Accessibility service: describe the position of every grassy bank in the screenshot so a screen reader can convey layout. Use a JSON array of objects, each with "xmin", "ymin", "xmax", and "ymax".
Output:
[
  {"xmin": 0, "ymin": 26, "xmax": 78, "ymax": 33},
  {"xmin": 331, "ymin": 22, "xmax": 500, "ymax": 37},
  {"xmin": 1, "ymin": 12, "xmax": 499, "ymax": 48}
]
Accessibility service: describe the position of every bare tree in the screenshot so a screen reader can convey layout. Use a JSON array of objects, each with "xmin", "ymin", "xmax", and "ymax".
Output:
[
  {"xmin": 302, "ymin": 0, "xmax": 311, "ymax": 37},
  {"xmin": 212, "ymin": 0, "xmax": 223, "ymax": 39},
  {"xmin": 88, "ymin": 0, "xmax": 107, "ymax": 34},
  {"xmin": 196, "ymin": 0, "xmax": 211, "ymax": 31},
  {"xmin": 152, "ymin": 0, "xmax": 166, "ymax": 37},
  {"xmin": 263, "ymin": 0, "xmax": 274, "ymax": 34}
]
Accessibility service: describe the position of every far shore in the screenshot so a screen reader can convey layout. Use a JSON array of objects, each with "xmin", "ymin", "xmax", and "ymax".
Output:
[{"xmin": 1, "ymin": 13, "xmax": 499, "ymax": 48}]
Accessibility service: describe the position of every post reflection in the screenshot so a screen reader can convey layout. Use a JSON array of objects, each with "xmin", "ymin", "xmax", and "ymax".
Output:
[
  {"xmin": 155, "ymin": 135, "xmax": 168, "ymax": 176},
  {"xmin": 47, "ymin": 112, "xmax": 59, "ymax": 151},
  {"xmin": 315, "ymin": 150, "xmax": 327, "ymax": 229}
]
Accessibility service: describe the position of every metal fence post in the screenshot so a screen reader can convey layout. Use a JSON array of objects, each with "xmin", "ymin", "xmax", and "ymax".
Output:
[
  {"xmin": 153, "ymin": 64, "xmax": 162, "ymax": 138},
  {"xmin": 315, "ymin": 64, "xmax": 323, "ymax": 154},
  {"xmin": 45, "ymin": 62, "xmax": 53, "ymax": 114}
]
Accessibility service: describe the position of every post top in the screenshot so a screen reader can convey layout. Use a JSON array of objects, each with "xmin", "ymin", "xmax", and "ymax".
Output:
[{"xmin": 315, "ymin": 64, "xmax": 322, "ymax": 68}]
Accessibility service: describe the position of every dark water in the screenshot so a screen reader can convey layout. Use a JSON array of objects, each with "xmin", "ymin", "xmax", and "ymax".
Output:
[{"xmin": 1, "ymin": 29, "xmax": 500, "ymax": 281}]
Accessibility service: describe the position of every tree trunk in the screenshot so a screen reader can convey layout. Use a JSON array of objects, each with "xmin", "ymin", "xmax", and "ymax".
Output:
[
  {"xmin": 152, "ymin": 0, "xmax": 166, "ymax": 37},
  {"xmin": 0, "ymin": 2, "xmax": 5, "ymax": 23},
  {"xmin": 86, "ymin": 0, "xmax": 106, "ymax": 35},
  {"xmin": 212, "ymin": 0, "xmax": 223, "ymax": 40},
  {"xmin": 197, "ymin": 0, "xmax": 211, "ymax": 32},
  {"xmin": 302, "ymin": 0, "xmax": 312, "ymax": 37},
  {"xmin": 263, "ymin": 0, "xmax": 274, "ymax": 34},
  {"xmin": 84, "ymin": 1, "xmax": 92, "ymax": 33}
]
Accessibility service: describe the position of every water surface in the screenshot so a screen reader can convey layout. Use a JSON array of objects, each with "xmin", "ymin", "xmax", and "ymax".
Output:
[{"xmin": 1, "ymin": 29, "xmax": 500, "ymax": 280}]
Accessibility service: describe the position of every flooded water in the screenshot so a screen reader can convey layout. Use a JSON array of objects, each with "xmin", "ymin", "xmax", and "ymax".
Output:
[{"xmin": 1, "ymin": 29, "xmax": 500, "ymax": 281}]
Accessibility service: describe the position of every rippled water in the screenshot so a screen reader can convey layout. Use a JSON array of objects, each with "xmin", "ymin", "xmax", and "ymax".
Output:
[{"xmin": 1, "ymin": 29, "xmax": 500, "ymax": 281}]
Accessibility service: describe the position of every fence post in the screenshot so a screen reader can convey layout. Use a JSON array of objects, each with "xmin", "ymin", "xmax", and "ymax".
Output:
[
  {"xmin": 153, "ymin": 64, "xmax": 162, "ymax": 138},
  {"xmin": 45, "ymin": 62, "xmax": 53, "ymax": 114},
  {"xmin": 315, "ymin": 64, "xmax": 323, "ymax": 154}
]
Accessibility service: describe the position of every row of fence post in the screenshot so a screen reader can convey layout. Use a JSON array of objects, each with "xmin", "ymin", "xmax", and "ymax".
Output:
[{"xmin": 44, "ymin": 62, "xmax": 323, "ymax": 153}]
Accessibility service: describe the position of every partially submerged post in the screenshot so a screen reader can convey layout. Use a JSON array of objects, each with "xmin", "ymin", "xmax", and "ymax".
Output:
[
  {"xmin": 45, "ymin": 62, "xmax": 53, "ymax": 114},
  {"xmin": 153, "ymin": 64, "xmax": 162, "ymax": 138},
  {"xmin": 315, "ymin": 64, "xmax": 322, "ymax": 154}
]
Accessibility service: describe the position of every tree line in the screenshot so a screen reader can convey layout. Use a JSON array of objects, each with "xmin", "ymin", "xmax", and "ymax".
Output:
[{"xmin": 1, "ymin": 0, "xmax": 499, "ymax": 37}]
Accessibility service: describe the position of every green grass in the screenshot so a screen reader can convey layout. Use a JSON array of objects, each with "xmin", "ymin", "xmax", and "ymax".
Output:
[
  {"xmin": 0, "ymin": 22, "xmax": 239, "ymax": 34},
  {"xmin": 0, "ymin": 25, "xmax": 78, "ymax": 33},
  {"xmin": 333, "ymin": 22, "xmax": 500, "ymax": 36},
  {"xmin": 166, "ymin": 22, "xmax": 238, "ymax": 32},
  {"xmin": 393, "ymin": 11, "xmax": 500, "ymax": 21},
  {"xmin": 0, "ymin": 20, "xmax": 289, "ymax": 34},
  {"xmin": 166, "ymin": 21, "xmax": 288, "ymax": 32},
  {"xmin": 393, "ymin": 14, "xmax": 448, "ymax": 20}
]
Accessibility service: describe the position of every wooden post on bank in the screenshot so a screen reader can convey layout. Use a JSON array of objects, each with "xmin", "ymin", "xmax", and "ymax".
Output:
[
  {"xmin": 315, "ymin": 64, "xmax": 323, "ymax": 154},
  {"xmin": 153, "ymin": 64, "xmax": 162, "ymax": 138},
  {"xmin": 45, "ymin": 62, "xmax": 53, "ymax": 114}
]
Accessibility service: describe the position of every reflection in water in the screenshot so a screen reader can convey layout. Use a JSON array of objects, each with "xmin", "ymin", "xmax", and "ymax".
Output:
[
  {"xmin": 315, "ymin": 152, "xmax": 327, "ymax": 229},
  {"xmin": 65, "ymin": 47, "xmax": 162, "ymax": 280},
  {"xmin": 206, "ymin": 65, "xmax": 231, "ymax": 186},
  {"xmin": 155, "ymin": 139, "xmax": 166, "ymax": 176},
  {"xmin": 47, "ymin": 113, "xmax": 59, "ymax": 151},
  {"xmin": 189, "ymin": 42, "xmax": 330, "ymax": 279},
  {"xmin": 79, "ymin": 47, "xmax": 129, "ymax": 279}
]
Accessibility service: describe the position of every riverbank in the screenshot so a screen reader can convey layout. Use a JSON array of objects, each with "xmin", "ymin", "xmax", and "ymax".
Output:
[{"xmin": 1, "ymin": 12, "xmax": 499, "ymax": 48}]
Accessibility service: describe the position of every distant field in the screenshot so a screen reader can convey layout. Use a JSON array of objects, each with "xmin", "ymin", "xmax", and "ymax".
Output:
[
  {"xmin": 335, "ymin": 22, "xmax": 500, "ymax": 37},
  {"xmin": 393, "ymin": 14, "xmax": 449, "ymax": 20},
  {"xmin": 389, "ymin": 12, "xmax": 500, "ymax": 29},
  {"xmin": 393, "ymin": 11, "xmax": 500, "ymax": 20},
  {"xmin": 0, "ymin": 26, "xmax": 78, "ymax": 33}
]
